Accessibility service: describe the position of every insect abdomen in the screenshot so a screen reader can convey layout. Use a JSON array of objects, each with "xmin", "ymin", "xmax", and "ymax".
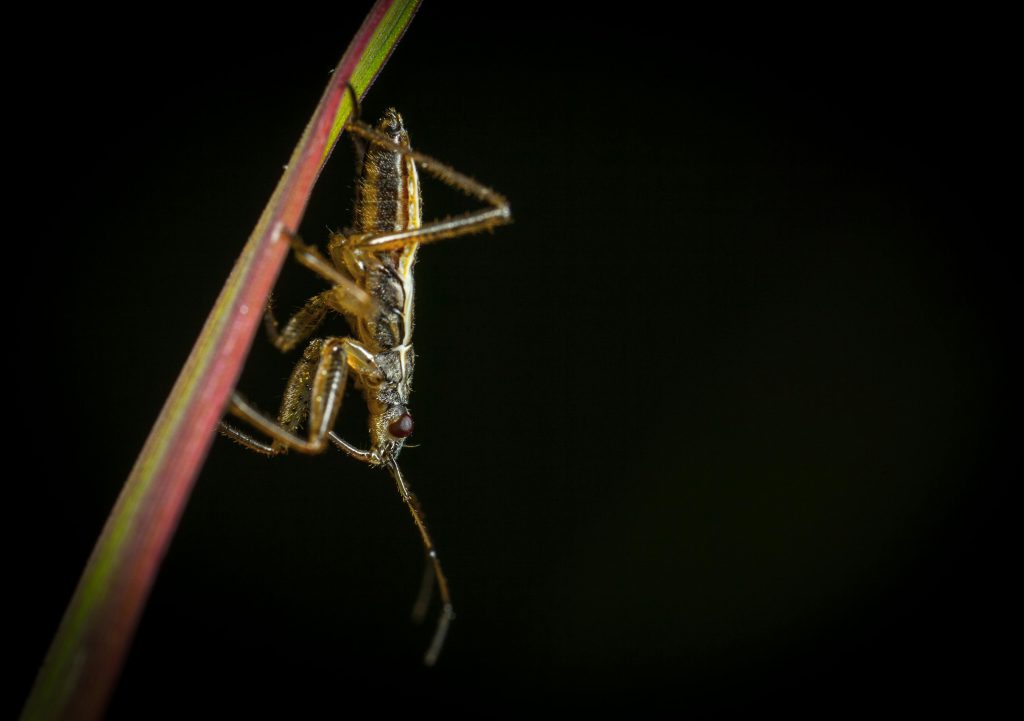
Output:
[{"xmin": 354, "ymin": 108, "xmax": 421, "ymax": 235}]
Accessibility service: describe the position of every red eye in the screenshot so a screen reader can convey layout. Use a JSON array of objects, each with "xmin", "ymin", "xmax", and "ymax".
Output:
[{"xmin": 388, "ymin": 413, "xmax": 414, "ymax": 438}]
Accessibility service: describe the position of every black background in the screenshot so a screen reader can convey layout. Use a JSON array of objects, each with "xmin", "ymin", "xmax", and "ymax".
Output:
[{"xmin": 14, "ymin": 5, "xmax": 1013, "ymax": 717}]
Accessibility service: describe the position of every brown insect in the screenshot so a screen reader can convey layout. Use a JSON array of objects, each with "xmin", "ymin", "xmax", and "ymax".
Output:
[{"xmin": 219, "ymin": 90, "xmax": 510, "ymax": 664}]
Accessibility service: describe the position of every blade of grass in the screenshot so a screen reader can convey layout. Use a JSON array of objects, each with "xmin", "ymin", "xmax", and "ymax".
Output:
[{"xmin": 21, "ymin": 2, "xmax": 421, "ymax": 720}]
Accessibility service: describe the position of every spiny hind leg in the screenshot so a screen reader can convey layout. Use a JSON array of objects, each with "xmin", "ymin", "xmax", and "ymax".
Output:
[{"xmin": 220, "ymin": 336, "xmax": 373, "ymax": 455}]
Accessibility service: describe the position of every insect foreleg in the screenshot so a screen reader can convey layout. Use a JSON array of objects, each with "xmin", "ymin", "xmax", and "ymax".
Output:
[
  {"xmin": 219, "ymin": 336, "xmax": 353, "ymax": 455},
  {"xmin": 328, "ymin": 433, "xmax": 376, "ymax": 464}
]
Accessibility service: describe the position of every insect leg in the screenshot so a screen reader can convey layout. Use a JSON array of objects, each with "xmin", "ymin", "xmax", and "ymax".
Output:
[
  {"xmin": 386, "ymin": 459, "xmax": 456, "ymax": 667},
  {"xmin": 263, "ymin": 292, "xmax": 330, "ymax": 353},
  {"xmin": 328, "ymin": 433, "xmax": 375, "ymax": 464},
  {"xmin": 344, "ymin": 122, "xmax": 512, "ymax": 252},
  {"xmin": 281, "ymin": 230, "xmax": 378, "ymax": 319},
  {"xmin": 219, "ymin": 336, "xmax": 354, "ymax": 455}
]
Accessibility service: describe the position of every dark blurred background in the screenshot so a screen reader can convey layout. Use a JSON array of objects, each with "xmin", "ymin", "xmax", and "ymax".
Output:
[{"xmin": 14, "ymin": 5, "xmax": 1013, "ymax": 717}]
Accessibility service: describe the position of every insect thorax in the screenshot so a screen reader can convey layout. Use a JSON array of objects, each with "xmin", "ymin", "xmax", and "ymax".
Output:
[{"xmin": 354, "ymin": 259, "xmax": 412, "ymax": 351}]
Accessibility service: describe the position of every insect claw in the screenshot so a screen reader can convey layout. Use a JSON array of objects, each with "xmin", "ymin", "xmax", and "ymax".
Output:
[{"xmin": 343, "ymin": 82, "xmax": 362, "ymax": 125}]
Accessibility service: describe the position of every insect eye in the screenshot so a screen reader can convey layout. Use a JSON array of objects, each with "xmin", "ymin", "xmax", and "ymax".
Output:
[{"xmin": 389, "ymin": 413, "xmax": 414, "ymax": 438}]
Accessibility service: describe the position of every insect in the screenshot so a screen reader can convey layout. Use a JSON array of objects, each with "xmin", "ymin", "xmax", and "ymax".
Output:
[{"xmin": 219, "ymin": 89, "xmax": 511, "ymax": 665}]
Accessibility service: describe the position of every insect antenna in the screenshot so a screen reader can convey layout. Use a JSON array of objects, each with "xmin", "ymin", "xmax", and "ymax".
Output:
[
  {"xmin": 385, "ymin": 458, "xmax": 455, "ymax": 666},
  {"xmin": 411, "ymin": 555, "xmax": 435, "ymax": 624}
]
